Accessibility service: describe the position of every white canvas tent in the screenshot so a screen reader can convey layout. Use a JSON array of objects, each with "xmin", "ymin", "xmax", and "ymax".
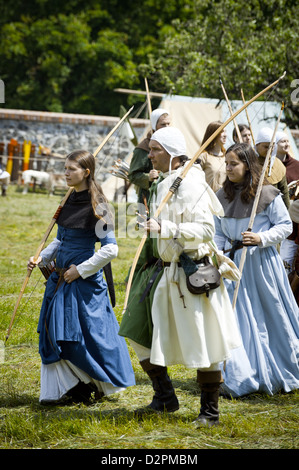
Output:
[{"xmin": 160, "ymin": 94, "xmax": 299, "ymax": 159}]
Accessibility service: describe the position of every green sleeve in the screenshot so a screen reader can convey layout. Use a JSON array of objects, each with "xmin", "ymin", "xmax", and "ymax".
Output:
[{"xmin": 128, "ymin": 147, "xmax": 152, "ymax": 190}]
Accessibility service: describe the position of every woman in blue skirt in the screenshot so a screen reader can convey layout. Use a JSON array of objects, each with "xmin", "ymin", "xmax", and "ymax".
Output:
[{"xmin": 28, "ymin": 149, "xmax": 135, "ymax": 404}]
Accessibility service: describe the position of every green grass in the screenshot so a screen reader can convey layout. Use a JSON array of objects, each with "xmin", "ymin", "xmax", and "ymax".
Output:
[{"xmin": 0, "ymin": 186, "xmax": 298, "ymax": 450}]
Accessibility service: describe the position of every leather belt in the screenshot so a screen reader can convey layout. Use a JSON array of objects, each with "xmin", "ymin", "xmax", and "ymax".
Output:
[
  {"xmin": 54, "ymin": 267, "xmax": 67, "ymax": 292},
  {"xmin": 162, "ymin": 261, "xmax": 182, "ymax": 267}
]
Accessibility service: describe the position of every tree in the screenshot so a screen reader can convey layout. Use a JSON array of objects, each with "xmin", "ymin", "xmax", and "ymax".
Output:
[
  {"xmin": 141, "ymin": 0, "xmax": 299, "ymax": 127},
  {"xmin": 0, "ymin": 11, "xmax": 138, "ymax": 114},
  {"xmin": 0, "ymin": 0, "xmax": 298, "ymax": 127}
]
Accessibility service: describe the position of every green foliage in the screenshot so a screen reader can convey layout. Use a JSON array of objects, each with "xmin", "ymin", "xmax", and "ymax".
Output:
[
  {"xmin": 142, "ymin": 0, "xmax": 299, "ymax": 127},
  {"xmin": 0, "ymin": 0, "xmax": 298, "ymax": 124}
]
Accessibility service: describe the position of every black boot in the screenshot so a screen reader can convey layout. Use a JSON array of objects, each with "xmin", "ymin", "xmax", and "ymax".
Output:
[
  {"xmin": 193, "ymin": 370, "xmax": 223, "ymax": 427},
  {"xmin": 138, "ymin": 358, "xmax": 179, "ymax": 413},
  {"xmin": 66, "ymin": 381, "xmax": 101, "ymax": 403}
]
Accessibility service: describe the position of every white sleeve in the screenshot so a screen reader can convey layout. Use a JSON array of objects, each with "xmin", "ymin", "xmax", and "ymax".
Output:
[
  {"xmin": 76, "ymin": 243, "xmax": 118, "ymax": 279},
  {"xmin": 259, "ymin": 196, "xmax": 293, "ymax": 247},
  {"xmin": 160, "ymin": 207, "xmax": 215, "ymax": 244},
  {"xmin": 39, "ymin": 238, "xmax": 61, "ymax": 266},
  {"xmin": 213, "ymin": 216, "xmax": 227, "ymax": 251}
]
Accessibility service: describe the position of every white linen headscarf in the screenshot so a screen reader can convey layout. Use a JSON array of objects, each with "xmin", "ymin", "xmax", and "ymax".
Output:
[
  {"xmin": 255, "ymin": 127, "xmax": 278, "ymax": 176},
  {"xmin": 275, "ymin": 130, "xmax": 288, "ymax": 144},
  {"xmin": 150, "ymin": 108, "xmax": 170, "ymax": 131},
  {"xmin": 151, "ymin": 127, "xmax": 187, "ymax": 174}
]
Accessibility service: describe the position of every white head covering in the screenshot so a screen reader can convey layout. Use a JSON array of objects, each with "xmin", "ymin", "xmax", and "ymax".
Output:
[
  {"xmin": 255, "ymin": 127, "xmax": 274, "ymax": 145},
  {"xmin": 255, "ymin": 127, "xmax": 277, "ymax": 176},
  {"xmin": 151, "ymin": 127, "xmax": 187, "ymax": 175},
  {"xmin": 275, "ymin": 130, "xmax": 288, "ymax": 144},
  {"xmin": 150, "ymin": 108, "xmax": 169, "ymax": 131}
]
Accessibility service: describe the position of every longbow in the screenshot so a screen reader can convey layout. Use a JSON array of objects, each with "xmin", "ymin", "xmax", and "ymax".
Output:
[
  {"xmin": 6, "ymin": 106, "xmax": 134, "ymax": 342},
  {"xmin": 122, "ymin": 72, "xmax": 286, "ymax": 314},
  {"xmin": 231, "ymin": 102, "xmax": 284, "ymax": 309}
]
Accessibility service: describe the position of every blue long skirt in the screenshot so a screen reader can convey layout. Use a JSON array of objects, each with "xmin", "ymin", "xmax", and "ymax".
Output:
[{"xmin": 37, "ymin": 226, "xmax": 135, "ymax": 390}]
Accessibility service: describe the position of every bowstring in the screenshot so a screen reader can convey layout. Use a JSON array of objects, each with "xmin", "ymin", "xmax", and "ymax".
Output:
[{"xmin": 7, "ymin": 272, "xmax": 43, "ymax": 340}]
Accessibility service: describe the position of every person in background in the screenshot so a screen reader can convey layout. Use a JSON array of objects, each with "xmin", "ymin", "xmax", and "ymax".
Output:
[
  {"xmin": 199, "ymin": 121, "xmax": 227, "ymax": 192},
  {"xmin": 232, "ymin": 124, "xmax": 252, "ymax": 145},
  {"xmin": 120, "ymin": 127, "xmax": 242, "ymax": 427},
  {"xmin": 128, "ymin": 108, "xmax": 171, "ymax": 208},
  {"xmin": 275, "ymin": 131, "xmax": 299, "ymax": 274},
  {"xmin": 214, "ymin": 142, "xmax": 299, "ymax": 398},
  {"xmin": 275, "ymin": 130, "xmax": 299, "ymax": 187},
  {"xmin": 0, "ymin": 160, "xmax": 10, "ymax": 196},
  {"xmin": 28, "ymin": 150, "xmax": 135, "ymax": 405},
  {"xmin": 287, "ymin": 199, "xmax": 299, "ymax": 305},
  {"xmin": 255, "ymin": 127, "xmax": 290, "ymax": 208}
]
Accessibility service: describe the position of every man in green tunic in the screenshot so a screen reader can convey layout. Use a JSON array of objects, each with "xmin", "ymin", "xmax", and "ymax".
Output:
[
  {"xmin": 128, "ymin": 108, "xmax": 171, "ymax": 209},
  {"xmin": 120, "ymin": 126, "xmax": 188, "ymax": 415}
]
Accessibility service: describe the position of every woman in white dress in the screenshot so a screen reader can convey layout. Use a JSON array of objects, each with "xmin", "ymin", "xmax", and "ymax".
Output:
[{"xmin": 120, "ymin": 127, "xmax": 242, "ymax": 426}]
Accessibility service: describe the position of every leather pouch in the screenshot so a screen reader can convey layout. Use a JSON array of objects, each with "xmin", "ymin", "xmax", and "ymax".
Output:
[{"xmin": 180, "ymin": 254, "xmax": 221, "ymax": 297}]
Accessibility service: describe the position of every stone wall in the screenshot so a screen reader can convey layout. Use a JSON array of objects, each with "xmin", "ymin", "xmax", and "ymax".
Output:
[{"xmin": 0, "ymin": 108, "xmax": 148, "ymax": 184}]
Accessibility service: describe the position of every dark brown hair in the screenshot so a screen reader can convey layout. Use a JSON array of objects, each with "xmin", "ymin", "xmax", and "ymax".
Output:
[
  {"xmin": 223, "ymin": 143, "xmax": 269, "ymax": 203},
  {"xmin": 66, "ymin": 150, "xmax": 108, "ymax": 219},
  {"xmin": 201, "ymin": 121, "xmax": 226, "ymax": 153}
]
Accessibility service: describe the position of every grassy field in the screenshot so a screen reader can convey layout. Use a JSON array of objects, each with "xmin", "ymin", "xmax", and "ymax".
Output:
[{"xmin": 0, "ymin": 186, "xmax": 298, "ymax": 451}]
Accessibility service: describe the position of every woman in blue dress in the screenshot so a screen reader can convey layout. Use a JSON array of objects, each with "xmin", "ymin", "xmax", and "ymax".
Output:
[
  {"xmin": 214, "ymin": 143, "xmax": 299, "ymax": 397},
  {"xmin": 28, "ymin": 149, "xmax": 135, "ymax": 404}
]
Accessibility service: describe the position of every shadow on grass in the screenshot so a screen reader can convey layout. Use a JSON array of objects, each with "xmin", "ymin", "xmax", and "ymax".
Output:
[{"xmin": 0, "ymin": 391, "xmax": 195, "ymax": 425}]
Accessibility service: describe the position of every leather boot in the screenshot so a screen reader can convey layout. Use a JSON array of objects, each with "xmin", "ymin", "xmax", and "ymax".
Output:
[
  {"xmin": 138, "ymin": 358, "xmax": 179, "ymax": 413},
  {"xmin": 66, "ymin": 381, "xmax": 101, "ymax": 403},
  {"xmin": 193, "ymin": 370, "xmax": 223, "ymax": 427}
]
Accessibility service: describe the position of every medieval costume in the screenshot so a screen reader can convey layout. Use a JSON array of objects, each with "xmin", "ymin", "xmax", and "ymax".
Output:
[
  {"xmin": 275, "ymin": 130, "xmax": 299, "ymax": 186},
  {"xmin": 285, "ymin": 200, "xmax": 299, "ymax": 305},
  {"xmin": 37, "ymin": 189, "xmax": 135, "ymax": 404},
  {"xmin": 255, "ymin": 127, "xmax": 290, "ymax": 208},
  {"xmin": 120, "ymin": 127, "xmax": 241, "ymax": 426},
  {"xmin": 215, "ymin": 181, "xmax": 299, "ymax": 397},
  {"xmin": 128, "ymin": 131, "xmax": 152, "ymax": 205},
  {"xmin": 199, "ymin": 121, "xmax": 227, "ymax": 193},
  {"xmin": 199, "ymin": 151, "xmax": 226, "ymax": 193},
  {"xmin": 0, "ymin": 164, "xmax": 10, "ymax": 196}
]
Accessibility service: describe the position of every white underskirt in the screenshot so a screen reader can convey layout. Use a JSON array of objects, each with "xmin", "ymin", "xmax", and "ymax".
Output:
[{"xmin": 39, "ymin": 359, "xmax": 125, "ymax": 403}]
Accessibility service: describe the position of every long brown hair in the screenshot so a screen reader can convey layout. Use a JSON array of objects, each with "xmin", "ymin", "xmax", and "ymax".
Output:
[
  {"xmin": 223, "ymin": 143, "xmax": 269, "ymax": 203},
  {"xmin": 202, "ymin": 121, "xmax": 226, "ymax": 153},
  {"xmin": 66, "ymin": 149, "xmax": 108, "ymax": 219}
]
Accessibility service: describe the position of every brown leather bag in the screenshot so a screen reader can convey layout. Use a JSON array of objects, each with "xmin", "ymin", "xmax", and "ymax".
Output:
[{"xmin": 180, "ymin": 253, "xmax": 221, "ymax": 297}]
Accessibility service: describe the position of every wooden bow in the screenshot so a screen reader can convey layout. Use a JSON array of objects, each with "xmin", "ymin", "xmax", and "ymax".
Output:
[
  {"xmin": 122, "ymin": 72, "xmax": 286, "ymax": 314},
  {"xmin": 6, "ymin": 106, "xmax": 134, "ymax": 342},
  {"xmin": 144, "ymin": 77, "xmax": 152, "ymax": 117},
  {"xmin": 231, "ymin": 101, "xmax": 284, "ymax": 309},
  {"xmin": 240, "ymin": 88, "xmax": 256, "ymax": 145}
]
